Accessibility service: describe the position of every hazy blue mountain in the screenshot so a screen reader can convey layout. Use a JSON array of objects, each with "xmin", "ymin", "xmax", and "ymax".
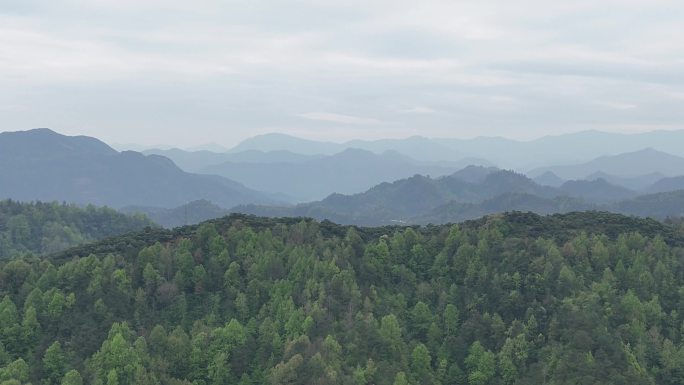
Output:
[
  {"xmin": 448, "ymin": 165, "xmax": 500, "ymax": 183},
  {"xmin": 558, "ymin": 179, "xmax": 637, "ymax": 204},
  {"xmin": 416, "ymin": 190, "xmax": 684, "ymax": 224},
  {"xmin": 0, "ymin": 129, "xmax": 278, "ymax": 209},
  {"xmin": 122, "ymin": 200, "xmax": 230, "ymax": 228},
  {"xmin": 216, "ymin": 149, "xmax": 322, "ymax": 164},
  {"xmin": 529, "ymin": 148, "xmax": 684, "ymax": 179},
  {"xmin": 414, "ymin": 193, "xmax": 594, "ymax": 224},
  {"xmin": 230, "ymin": 163, "xmax": 684, "ymax": 225},
  {"xmin": 612, "ymin": 190, "xmax": 684, "ymax": 218},
  {"xmin": 185, "ymin": 142, "xmax": 229, "ymax": 152},
  {"xmin": 585, "ymin": 171, "xmax": 666, "ymax": 191},
  {"xmin": 438, "ymin": 132, "xmax": 613, "ymax": 168},
  {"xmin": 143, "ymin": 148, "xmax": 322, "ymax": 172},
  {"xmin": 345, "ymin": 136, "xmax": 463, "ymax": 161},
  {"xmin": 229, "ymin": 133, "xmax": 345, "ymax": 155},
  {"xmin": 230, "ymin": 129, "xmax": 684, "ymax": 169},
  {"xmin": 533, "ymin": 171, "xmax": 566, "ymax": 187},
  {"xmin": 647, "ymin": 176, "xmax": 684, "ymax": 194},
  {"xmin": 233, "ymin": 169, "xmax": 562, "ymax": 225},
  {"xmin": 231, "ymin": 134, "xmax": 479, "ymax": 163},
  {"xmin": 200, "ymin": 148, "xmax": 467, "ymax": 201},
  {"xmin": 439, "ymin": 130, "xmax": 684, "ymax": 168},
  {"xmin": 142, "ymin": 148, "xmax": 237, "ymax": 172}
]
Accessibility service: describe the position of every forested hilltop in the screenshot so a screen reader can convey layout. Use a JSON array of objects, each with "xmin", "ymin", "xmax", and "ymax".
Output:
[
  {"xmin": 2, "ymin": 212, "xmax": 684, "ymax": 385},
  {"xmin": 0, "ymin": 200, "xmax": 154, "ymax": 259}
]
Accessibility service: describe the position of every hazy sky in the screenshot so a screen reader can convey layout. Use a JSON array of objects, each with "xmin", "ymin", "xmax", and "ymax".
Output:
[{"xmin": 1, "ymin": 0, "xmax": 683, "ymax": 148}]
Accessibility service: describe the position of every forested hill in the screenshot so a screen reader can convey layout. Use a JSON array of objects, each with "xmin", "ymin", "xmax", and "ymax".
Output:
[
  {"xmin": 0, "ymin": 200, "xmax": 154, "ymax": 259},
  {"xmin": 2, "ymin": 212, "xmax": 684, "ymax": 385}
]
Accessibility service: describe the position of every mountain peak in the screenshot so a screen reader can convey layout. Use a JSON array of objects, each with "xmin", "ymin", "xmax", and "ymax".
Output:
[
  {"xmin": 0, "ymin": 129, "xmax": 276, "ymax": 209},
  {"xmin": 532, "ymin": 147, "xmax": 684, "ymax": 179},
  {"xmin": 0, "ymin": 128, "xmax": 118, "ymax": 157}
]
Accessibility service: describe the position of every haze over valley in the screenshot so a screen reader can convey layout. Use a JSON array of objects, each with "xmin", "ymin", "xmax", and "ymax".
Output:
[{"xmin": 3, "ymin": 128, "xmax": 684, "ymax": 228}]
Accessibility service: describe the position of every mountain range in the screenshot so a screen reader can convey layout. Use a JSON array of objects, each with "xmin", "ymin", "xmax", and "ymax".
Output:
[
  {"xmin": 0, "ymin": 129, "xmax": 280, "ymax": 209},
  {"xmin": 232, "ymin": 167, "xmax": 684, "ymax": 226},
  {"xmin": 145, "ymin": 132, "xmax": 684, "ymax": 200},
  {"xmin": 230, "ymin": 168, "xmax": 590, "ymax": 225},
  {"xmin": 530, "ymin": 148, "xmax": 684, "ymax": 180},
  {"xmin": 142, "ymin": 148, "xmax": 324, "ymax": 172},
  {"xmin": 219, "ymin": 130, "xmax": 684, "ymax": 168},
  {"xmin": 199, "ymin": 149, "xmax": 486, "ymax": 201},
  {"xmin": 5, "ymin": 128, "xmax": 684, "ymax": 228}
]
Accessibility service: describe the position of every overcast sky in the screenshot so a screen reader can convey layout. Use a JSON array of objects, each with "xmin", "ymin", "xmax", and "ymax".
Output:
[{"xmin": 1, "ymin": 0, "xmax": 683, "ymax": 148}]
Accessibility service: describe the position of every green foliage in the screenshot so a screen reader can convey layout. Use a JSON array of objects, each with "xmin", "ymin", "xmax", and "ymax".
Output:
[
  {"xmin": 60, "ymin": 370, "xmax": 83, "ymax": 385},
  {"xmin": 0, "ymin": 200, "xmax": 153, "ymax": 259},
  {"xmin": 0, "ymin": 212, "xmax": 684, "ymax": 384},
  {"xmin": 43, "ymin": 341, "xmax": 67, "ymax": 385}
]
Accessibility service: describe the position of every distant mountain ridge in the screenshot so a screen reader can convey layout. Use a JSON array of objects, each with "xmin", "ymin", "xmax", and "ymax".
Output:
[
  {"xmin": 7, "ymin": 128, "xmax": 684, "ymax": 227},
  {"xmin": 232, "ymin": 167, "xmax": 684, "ymax": 226},
  {"xmin": 228, "ymin": 129, "xmax": 684, "ymax": 168},
  {"xmin": 199, "ymin": 148, "xmax": 487, "ymax": 201},
  {"xmin": 142, "ymin": 148, "xmax": 324, "ymax": 172},
  {"xmin": 557, "ymin": 179, "xmax": 637, "ymax": 204},
  {"xmin": 234, "ymin": 169, "xmax": 569, "ymax": 225},
  {"xmin": 0, "ymin": 129, "xmax": 279, "ymax": 209},
  {"xmin": 585, "ymin": 171, "xmax": 665, "ymax": 191},
  {"xmin": 529, "ymin": 148, "xmax": 684, "ymax": 179}
]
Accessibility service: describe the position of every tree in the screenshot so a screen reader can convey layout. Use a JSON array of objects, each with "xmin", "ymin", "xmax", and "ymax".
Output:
[
  {"xmin": 393, "ymin": 371, "xmax": 410, "ymax": 385},
  {"xmin": 443, "ymin": 304, "xmax": 459, "ymax": 336},
  {"xmin": 410, "ymin": 344, "xmax": 432, "ymax": 384},
  {"xmin": 465, "ymin": 341, "xmax": 496, "ymax": 385},
  {"xmin": 43, "ymin": 341, "xmax": 67, "ymax": 385},
  {"xmin": 61, "ymin": 370, "xmax": 83, "ymax": 385},
  {"xmin": 0, "ymin": 358, "xmax": 29, "ymax": 383},
  {"xmin": 410, "ymin": 302, "xmax": 433, "ymax": 341}
]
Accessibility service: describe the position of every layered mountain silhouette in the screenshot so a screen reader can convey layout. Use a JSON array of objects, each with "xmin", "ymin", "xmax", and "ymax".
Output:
[
  {"xmin": 413, "ymin": 193, "xmax": 594, "ymax": 225},
  {"xmin": 530, "ymin": 148, "xmax": 684, "ymax": 180},
  {"xmin": 557, "ymin": 179, "xmax": 637, "ymax": 203},
  {"xmin": 142, "ymin": 148, "xmax": 323, "ymax": 172},
  {"xmin": 6, "ymin": 128, "xmax": 684, "ymax": 228},
  {"xmin": 234, "ymin": 170, "xmax": 567, "ymax": 225},
  {"xmin": 225, "ymin": 129, "xmax": 684, "ymax": 168},
  {"xmin": 233, "ymin": 168, "xmax": 684, "ymax": 226},
  {"xmin": 0, "ymin": 129, "xmax": 278, "ymax": 208},
  {"xmin": 198, "ymin": 148, "xmax": 486, "ymax": 201},
  {"xmin": 613, "ymin": 190, "xmax": 684, "ymax": 218},
  {"xmin": 229, "ymin": 133, "xmax": 464, "ymax": 161},
  {"xmin": 533, "ymin": 171, "xmax": 565, "ymax": 187},
  {"xmin": 648, "ymin": 176, "xmax": 684, "ymax": 194},
  {"xmin": 584, "ymin": 171, "xmax": 665, "ymax": 191}
]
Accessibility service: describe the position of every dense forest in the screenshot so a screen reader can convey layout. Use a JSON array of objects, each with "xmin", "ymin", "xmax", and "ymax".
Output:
[
  {"xmin": 1, "ymin": 212, "xmax": 684, "ymax": 384},
  {"xmin": 0, "ymin": 200, "xmax": 154, "ymax": 259}
]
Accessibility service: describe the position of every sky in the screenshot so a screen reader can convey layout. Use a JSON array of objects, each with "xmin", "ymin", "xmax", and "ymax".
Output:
[{"xmin": 1, "ymin": 0, "xmax": 683, "ymax": 148}]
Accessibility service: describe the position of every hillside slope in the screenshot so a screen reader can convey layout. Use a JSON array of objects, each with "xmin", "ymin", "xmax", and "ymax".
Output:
[
  {"xmin": 1, "ymin": 212, "xmax": 683, "ymax": 384},
  {"xmin": 0, "ymin": 199, "xmax": 153, "ymax": 258}
]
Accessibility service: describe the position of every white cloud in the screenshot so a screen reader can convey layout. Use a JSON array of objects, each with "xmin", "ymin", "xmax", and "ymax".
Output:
[
  {"xmin": 596, "ymin": 101, "xmax": 638, "ymax": 110},
  {"xmin": 296, "ymin": 112, "xmax": 384, "ymax": 125},
  {"xmin": 402, "ymin": 106, "xmax": 437, "ymax": 114},
  {"xmin": 0, "ymin": 0, "xmax": 683, "ymax": 146}
]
